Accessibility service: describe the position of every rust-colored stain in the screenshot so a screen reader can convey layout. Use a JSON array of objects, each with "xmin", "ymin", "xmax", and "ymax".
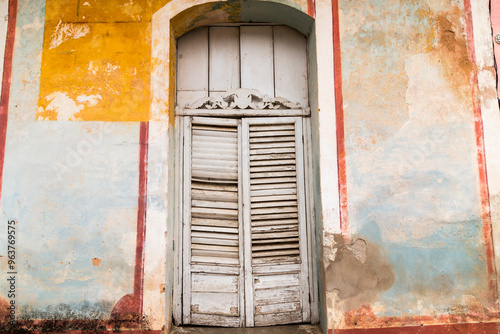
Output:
[
  {"xmin": 344, "ymin": 304, "xmax": 499, "ymax": 328},
  {"xmin": 431, "ymin": 7, "xmax": 474, "ymax": 106},
  {"xmin": 92, "ymin": 257, "xmax": 102, "ymax": 266},
  {"xmin": 414, "ymin": 6, "xmax": 435, "ymax": 53}
]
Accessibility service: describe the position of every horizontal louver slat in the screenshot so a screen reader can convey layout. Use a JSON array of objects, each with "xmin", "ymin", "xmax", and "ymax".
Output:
[{"xmin": 192, "ymin": 217, "xmax": 239, "ymax": 228}]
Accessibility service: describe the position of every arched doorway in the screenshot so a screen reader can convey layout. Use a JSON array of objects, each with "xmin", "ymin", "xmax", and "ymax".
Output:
[{"xmin": 173, "ymin": 25, "xmax": 316, "ymax": 328}]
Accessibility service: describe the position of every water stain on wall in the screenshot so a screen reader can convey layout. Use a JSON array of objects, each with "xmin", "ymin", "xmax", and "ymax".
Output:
[
  {"xmin": 325, "ymin": 236, "xmax": 395, "ymax": 312},
  {"xmin": 431, "ymin": 6, "xmax": 475, "ymax": 106},
  {"xmin": 170, "ymin": 1, "xmax": 240, "ymax": 38}
]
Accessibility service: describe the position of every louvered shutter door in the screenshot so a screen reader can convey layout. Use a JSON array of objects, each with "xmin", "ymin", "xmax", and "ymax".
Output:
[
  {"xmin": 183, "ymin": 116, "xmax": 244, "ymax": 327},
  {"xmin": 242, "ymin": 117, "xmax": 310, "ymax": 327}
]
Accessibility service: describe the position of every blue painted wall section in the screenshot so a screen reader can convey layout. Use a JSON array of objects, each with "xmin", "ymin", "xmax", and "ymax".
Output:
[
  {"xmin": 333, "ymin": 0, "xmax": 491, "ymax": 325},
  {"xmin": 0, "ymin": 0, "xmax": 139, "ymax": 322}
]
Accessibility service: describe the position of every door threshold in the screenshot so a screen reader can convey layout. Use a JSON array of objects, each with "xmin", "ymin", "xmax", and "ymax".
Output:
[{"xmin": 170, "ymin": 324, "xmax": 323, "ymax": 334}]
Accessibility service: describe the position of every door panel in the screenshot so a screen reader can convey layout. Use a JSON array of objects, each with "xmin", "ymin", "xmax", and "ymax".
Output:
[
  {"xmin": 183, "ymin": 117, "xmax": 244, "ymax": 327},
  {"xmin": 240, "ymin": 26, "xmax": 274, "ymax": 97},
  {"xmin": 209, "ymin": 27, "xmax": 240, "ymax": 94},
  {"xmin": 273, "ymin": 26, "xmax": 308, "ymax": 108},
  {"xmin": 242, "ymin": 117, "xmax": 310, "ymax": 327},
  {"xmin": 177, "ymin": 27, "xmax": 209, "ymax": 107}
]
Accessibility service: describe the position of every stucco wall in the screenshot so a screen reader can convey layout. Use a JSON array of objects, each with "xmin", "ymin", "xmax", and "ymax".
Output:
[
  {"xmin": 326, "ymin": 0, "xmax": 500, "ymax": 330},
  {"xmin": 0, "ymin": 0, "xmax": 499, "ymax": 332}
]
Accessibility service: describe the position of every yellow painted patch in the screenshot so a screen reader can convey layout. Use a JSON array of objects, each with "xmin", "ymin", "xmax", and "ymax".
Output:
[
  {"xmin": 79, "ymin": 0, "xmax": 153, "ymax": 22},
  {"xmin": 45, "ymin": 0, "xmax": 79, "ymax": 22},
  {"xmin": 38, "ymin": 0, "xmax": 152, "ymax": 122}
]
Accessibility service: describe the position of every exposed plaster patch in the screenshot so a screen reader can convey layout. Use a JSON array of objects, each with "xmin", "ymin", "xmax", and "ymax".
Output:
[
  {"xmin": 404, "ymin": 52, "xmax": 468, "ymax": 123},
  {"xmin": 346, "ymin": 239, "xmax": 367, "ymax": 263},
  {"xmin": 88, "ymin": 61, "xmax": 97, "ymax": 75},
  {"xmin": 325, "ymin": 236, "xmax": 395, "ymax": 312},
  {"xmin": 326, "ymin": 289, "xmax": 345, "ymax": 329},
  {"xmin": 53, "ymin": 269, "xmax": 93, "ymax": 285},
  {"xmin": 49, "ymin": 21, "xmax": 90, "ymax": 49},
  {"xmin": 39, "ymin": 92, "xmax": 83, "ymax": 121},
  {"xmin": 118, "ymin": 0, "xmax": 144, "ymax": 21},
  {"xmin": 77, "ymin": 94, "xmax": 102, "ymax": 107},
  {"xmin": 424, "ymin": 0, "xmax": 461, "ymax": 13},
  {"xmin": 106, "ymin": 63, "xmax": 120, "ymax": 73},
  {"xmin": 477, "ymin": 68, "xmax": 498, "ymax": 101}
]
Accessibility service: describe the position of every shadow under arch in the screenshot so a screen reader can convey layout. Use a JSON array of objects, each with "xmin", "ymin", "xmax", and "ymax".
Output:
[{"xmin": 170, "ymin": 0, "xmax": 315, "ymax": 38}]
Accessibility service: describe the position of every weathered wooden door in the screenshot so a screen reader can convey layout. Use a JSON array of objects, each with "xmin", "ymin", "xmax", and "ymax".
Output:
[{"xmin": 174, "ymin": 25, "xmax": 314, "ymax": 327}]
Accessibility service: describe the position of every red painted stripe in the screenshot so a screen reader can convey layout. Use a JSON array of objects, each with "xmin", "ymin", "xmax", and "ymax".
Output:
[
  {"xmin": 133, "ymin": 121, "xmax": 149, "ymax": 315},
  {"xmin": 332, "ymin": 0, "xmax": 349, "ymax": 237},
  {"xmin": 334, "ymin": 322, "xmax": 500, "ymax": 334},
  {"xmin": 463, "ymin": 0, "xmax": 498, "ymax": 301},
  {"xmin": 307, "ymin": 0, "xmax": 315, "ymax": 18},
  {"xmin": 0, "ymin": 0, "xmax": 18, "ymax": 202}
]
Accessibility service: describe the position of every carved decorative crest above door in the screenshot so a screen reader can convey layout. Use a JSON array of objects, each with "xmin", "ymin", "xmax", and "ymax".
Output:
[{"xmin": 185, "ymin": 89, "xmax": 302, "ymax": 110}]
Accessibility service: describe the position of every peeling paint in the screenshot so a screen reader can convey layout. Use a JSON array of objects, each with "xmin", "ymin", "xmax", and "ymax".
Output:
[
  {"xmin": 49, "ymin": 21, "xmax": 90, "ymax": 49},
  {"xmin": 325, "ymin": 237, "xmax": 395, "ymax": 312},
  {"xmin": 38, "ymin": 91, "xmax": 83, "ymax": 121}
]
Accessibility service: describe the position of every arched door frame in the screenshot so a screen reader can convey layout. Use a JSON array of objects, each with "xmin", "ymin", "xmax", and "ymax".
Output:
[{"xmin": 148, "ymin": 0, "xmax": 340, "ymax": 330}]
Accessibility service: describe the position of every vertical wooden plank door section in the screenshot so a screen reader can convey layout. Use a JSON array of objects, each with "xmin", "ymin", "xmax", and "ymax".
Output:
[
  {"xmin": 240, "ymin": 26, "xmax": 275, "ymax": 97},
  {"xmin": 176, "ymin": 25, "xmax": 308, "ymax": 107},
  {"xmin": 209, "ymin": 27, "xmax": 240, "ymax": 97},
  {"xmin": 177, "ymin": 27, "xmax": 209, "ymax": 107},
  {"xmin": 273, "ymin": 26, "xmax": 309, "ymax": 108}
]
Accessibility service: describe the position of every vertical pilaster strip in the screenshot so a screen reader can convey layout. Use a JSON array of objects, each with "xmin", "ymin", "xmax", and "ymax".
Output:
[
  {"xmin": 0, "ymin": 0, "xmax": 17, "ymax": 202},
  {"xmin": 134, "ymin": 121, "xmax": 150, "ymax": 315},
  {"xmin": 464, "ymin": 0, "xmax": 497, "ymax": 301},
  {"xmin": 331, "ymin": 0, "xmax": 348, "ymax": 237}
]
